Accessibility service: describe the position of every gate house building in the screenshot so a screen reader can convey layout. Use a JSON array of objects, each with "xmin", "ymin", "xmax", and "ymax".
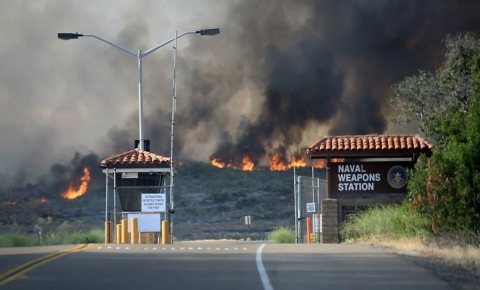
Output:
[{"xmin": 307, "ymin": 134, "xmax": 434, "ymax": 243}]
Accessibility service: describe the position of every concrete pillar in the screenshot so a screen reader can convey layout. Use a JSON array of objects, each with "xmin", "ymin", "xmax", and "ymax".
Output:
[
  {"xmin": 130, "ymin": 218, "xmax": 138, "ymax": 244},
  {"xmin": 146, "ymin": 233, "xmax": 154, "ymax": 244},
  {"xmin": 121, "ymin": 219, "xmax": 128, "ymax": 244},
  {"xmin": 162, "ymin": 221, "xmax": 171, "ymax": 244},
  {"xmin": 105, "ymin": 221, "xmax": 113, "ymax": 244},
  {"xmin": 116, "ymin": 224, "xmax": 122, "ymax": 244}
]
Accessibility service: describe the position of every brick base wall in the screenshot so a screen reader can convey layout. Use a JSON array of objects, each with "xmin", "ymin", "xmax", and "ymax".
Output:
[
  {"xmin": 322, "ymin": 198, "xmax": 403, "ymax": 243},
  {"xmin": 322, "ymin": 199, "xmax": 339, "ymax": 243}
]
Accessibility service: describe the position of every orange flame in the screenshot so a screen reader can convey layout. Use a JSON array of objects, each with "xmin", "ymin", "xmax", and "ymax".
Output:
[
  {"xmin": 290, "ymin": 156, "xmax": 307, "ymax": 168},
  {"xmin": 331, "ymin": 158, "xmax": 345, "ymax": 163},
  {"xmin": 270, "ymin": 154, "xmax": 308, "ymax": 171},
  {"xmin": 313, "ymin": 159, "xmax": 326, "ymax": 169},
  {"xmin": 211, "ymin": 158, "xmax": 227, "ymax": 168},
  {"xmin": 40, "ymin": 196, "xmax": 47, "ymax": 203},
  {"xmin": 270, "ymin": 153, "xmax": 288, "ymax": 171},
  {"xmin": 240, "ymin": 155, "xmax": 255, "ymax": 171},
  {"xmin": 2, "ymin": 200, "xmax": 16, "ymax": 206},
  {"xmin": 62, "ymin": 167, "xmax": 91, "ymax": 200}
]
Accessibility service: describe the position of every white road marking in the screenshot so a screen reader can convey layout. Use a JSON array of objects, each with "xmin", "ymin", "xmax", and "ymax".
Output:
[
  {"xmin": 107, "ymin": 246, "xmax": 112, "ymax": 249},
  {"xmin": 243, "ymin": 248, "xmax": 247, "ymax": 251},
  {"xmin": 97, "ymin": 246, "xmax": 103, "ymax": 249},
  {"xmin": 256, "ymin": 243, "xmax": 273, "ymax": 290},
  {"xmin": 116, "ymin": 247, "xmax": 121, "ymax": 250},
  {"xmin": 180, "ymin": 247, "xmax": 185, "ymax": 250},
  {"xmin": 234, "ymin": 248, "xmax": 238, "ymax": 251},
  {"xmin": 198, "ymin": 247, "xmax": 202, "ymax": 250},
  {"xmin": 189, "ymin": 247, "xmax": 193, "ymax": 250}
]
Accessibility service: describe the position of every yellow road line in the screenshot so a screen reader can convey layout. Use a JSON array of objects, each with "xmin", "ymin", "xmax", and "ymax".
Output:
[{"xmin": 0, "ymin": 243, "xmax": 97, "ymax": 287}]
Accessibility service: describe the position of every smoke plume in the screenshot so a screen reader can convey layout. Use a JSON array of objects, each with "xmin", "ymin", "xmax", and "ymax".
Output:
[{"xmin": 1, "ymin": 0, "xmax": 480, "ymax": 193}]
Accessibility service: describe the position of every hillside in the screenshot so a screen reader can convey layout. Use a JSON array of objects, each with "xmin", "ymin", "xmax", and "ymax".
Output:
[{"xmin": 0, "ymin": 161, "xmax": 325, "ymax": 241}]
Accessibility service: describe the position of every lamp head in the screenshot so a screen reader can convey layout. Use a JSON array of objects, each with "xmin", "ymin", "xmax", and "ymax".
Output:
[
  {"xmin": 197, "ymin": 28, "xmax": 220, "ymax": 36},
  {"xmin": 57, "ymin": 32, "xmax": 83, "ymax": 40}
]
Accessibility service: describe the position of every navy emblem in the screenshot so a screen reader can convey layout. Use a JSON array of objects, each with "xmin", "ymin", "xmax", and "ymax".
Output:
[{"xmin": 387, "ymin": 165, "xmax": 408, "ymax": 189}]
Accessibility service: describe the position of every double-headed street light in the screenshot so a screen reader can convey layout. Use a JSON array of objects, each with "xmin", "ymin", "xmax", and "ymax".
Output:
[
  {"xmin": 57, "ymin": 28, "xmax": 220, "ymax": 150},
  {"xmin": 58, "ymin": 28, "xmax": 219, "ymax": 243}
]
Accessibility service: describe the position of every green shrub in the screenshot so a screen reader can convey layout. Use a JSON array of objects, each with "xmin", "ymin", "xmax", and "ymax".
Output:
[
  {"xmin": 269, "ymin": 227, "xmax": 295, "ymax": 243},
  {"xmin": 0, "ymin": 234, "xmax": 37, "ymax": 247},
  {"xmin": 339, "ymin": 204, "xmax": 430, "ymax": 242}
]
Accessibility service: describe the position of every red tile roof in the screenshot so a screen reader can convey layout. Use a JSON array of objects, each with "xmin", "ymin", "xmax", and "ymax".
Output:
[
  {"xmin": 307, "ymin": 134, "xmax": 434, "ymax": 156},
  {"xmin": 101, "ymin": 149, "xmax": 171, "ymax": 168}
]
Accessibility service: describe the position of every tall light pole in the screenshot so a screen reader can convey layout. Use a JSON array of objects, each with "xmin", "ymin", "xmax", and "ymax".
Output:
[
  {"xmin": 58, "ymin": 28, "xmax": 220, "ymax": 243},
  {"xmin": 58, "ymin": 28, "xmax": 220, "ymax": 150}
]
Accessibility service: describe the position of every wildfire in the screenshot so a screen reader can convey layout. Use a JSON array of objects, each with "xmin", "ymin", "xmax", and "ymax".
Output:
[
  {"xmin": 40, "ymin": 196, "xmax": 47, "ymax": 203},
  {"xmin": 312, "ymin": 158, "xmax": 345, "ymax": 169},
  {"xmin": 269, "ymin": 153, "xmax": 307, "ymax": 171},
  {"xmin": 2, "ymin": 200, "xmax": 16, "ymax": 206},
  {"xmin": 210, "ymin": 155, "xmax": 255, "ymax": 171},
  {"xmin": 313, "ymin": 159, "xmax": 326, "ymax": 169},
  {"xmin": 241, "ymin": 155, "xmax": 255, "ymax": 171},
  {"xmin": 269, "ymin": 153, "xmax": 287, "ymax": 171},
  {"xmin": 62, "ymin": 167, "xmax": 91, "ymax": 200},
  {"xmin": 211, "ymin": 158, "xmax": 228, "ymax": 168}
]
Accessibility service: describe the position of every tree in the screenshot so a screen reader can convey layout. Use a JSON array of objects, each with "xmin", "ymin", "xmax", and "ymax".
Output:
[
  {"xmin": 389, "ymin": 33, "xmax": 480, "ymax": 146},
  {"xmin": 391, "ymin": 33, "xmax": 480, "ymax": 234}
]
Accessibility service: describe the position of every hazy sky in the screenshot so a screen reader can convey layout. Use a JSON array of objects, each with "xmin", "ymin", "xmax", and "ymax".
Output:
[{"xmin": 1, "ymin": 0, "xmax": 479, "ymax": 186}]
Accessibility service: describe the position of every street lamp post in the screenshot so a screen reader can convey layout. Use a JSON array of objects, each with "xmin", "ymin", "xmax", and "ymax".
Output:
[
  {"xmin": 58, "ymin": 28, "xmax": 220, "ymax": 243},
  {"xmin": 57, "ymin": 28, "xmax": 220, "ymax": 150}
]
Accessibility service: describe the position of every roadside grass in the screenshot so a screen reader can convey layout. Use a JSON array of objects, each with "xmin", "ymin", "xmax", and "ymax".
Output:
[
  {"xmin": 339, "ymin": 203, "xmax": 430, "ymax": 242},
  {"xmin": 339, "ymin": 204, "xmax": 480, "ymax": 281},
  {"xmin": 269, "ymin": 227, "xmax": 295, "ymax": 243},
  {"xmin": 0, "ymin": 233, "xmax": 38, "ymax": 247},
  {"xmin": 0, "ymin": 229, "xmax": 104, "ymax": 247}
]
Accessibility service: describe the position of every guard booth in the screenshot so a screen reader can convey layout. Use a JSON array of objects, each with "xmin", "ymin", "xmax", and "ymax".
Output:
[
  {"xmin": 306, "ymin": 134, "xmax": 433, "ymax": 243},
  {"xmin": 100, "ymin": 146, "xmax": 174, "ymax": 244}
]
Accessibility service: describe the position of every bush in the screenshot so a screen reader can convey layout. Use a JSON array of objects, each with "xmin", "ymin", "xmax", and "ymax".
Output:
[
  {"xmin": 269, "ymin": 227, "xmax": 295, "ymax": 243},
  {"xmin": 0, "ymin": 234, "xmax": 37, "ymax": 247},
  {"xmin": 339, "ymin": 204, "xmax": 430, "ymax": 242}
]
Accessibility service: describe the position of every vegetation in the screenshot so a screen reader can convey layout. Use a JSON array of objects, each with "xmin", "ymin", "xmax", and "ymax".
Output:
[
  {"xmin": 339, "ymin": 204, "xmax": 430, "ymax": 242},
  {"xmin": 390, "ymin": 33, "xmax": 480, "ymax": 236},
  {"xmin": 269, "ymin": 227, "xmax": 295, "ymax": 243}
]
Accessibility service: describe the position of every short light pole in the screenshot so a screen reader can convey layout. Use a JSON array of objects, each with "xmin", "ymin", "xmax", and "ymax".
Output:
[{"xmin": 57, "ymin": 28, "xmax": 220, "ymax": 150}]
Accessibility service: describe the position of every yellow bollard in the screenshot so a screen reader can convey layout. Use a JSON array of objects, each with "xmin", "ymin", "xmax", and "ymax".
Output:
[
  {"xmin": 146, "ymin": 233, "xmax": 154, "ymax": 244},
  {"xmin": 105, "ymin": 221, "xmax": 113, "ymax": 244},
  {"xmin": 162, "ymin": 221, "xmax": 171, "ymax": 244},
  {"xmin": 130, "ymin": 218, "xmax": 138, "ymax": 244},
  {"xmin": 121, "ymin": 219, "xmax": 128, "ymax": 244},
  {"xmin": 138, "ymin": 232, "xmax": 143, "ymax": 244},
  {"xmin": 116, "ymin": 224, "xmax": 122, "ymax": 244}
]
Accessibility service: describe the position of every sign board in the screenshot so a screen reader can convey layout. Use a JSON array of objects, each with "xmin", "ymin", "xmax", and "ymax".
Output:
[
  {"xmin": 306, "ymin": 202, "xmax": 316, "ymax": 213},
  {"xmin": 312, "ymin": 214, "xmax": 322, "ymax": 233},
  {"xmin": 127, "ymin": 213, "xmax": 161, "ymax": 232},
  {"xmin": 330, "ymin": 162, "xmax": 412, "ymax": 195},
  {"xmin": 141, "ymin": 193, "xmax": 166, "ymax": 212},
  {"xmin": 122, "ymin": 172, "xmax": 138, "ymax": 179},
  {"xmin": 245, "ymin": 216, "xmax": 251, "ymax": 225}
]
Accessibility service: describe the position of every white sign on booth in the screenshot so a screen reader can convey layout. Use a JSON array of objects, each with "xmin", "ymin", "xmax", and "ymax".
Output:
[
  {"xmin": 141, "ymin": 193, "xmax": 166, "ymax": 212},
  {"xmin": 127, "ymin": 213, "xmax": 161, "ymax": 233}
]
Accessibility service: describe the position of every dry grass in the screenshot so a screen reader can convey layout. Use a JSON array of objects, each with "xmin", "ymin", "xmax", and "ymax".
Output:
[{"xmin": 365, "ymin": 237, "xmax": 480, "ymax": 280}]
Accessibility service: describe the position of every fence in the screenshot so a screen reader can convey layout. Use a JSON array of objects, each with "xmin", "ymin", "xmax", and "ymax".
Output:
[{"xmin": 295, "ymin": 176, "xmax": 326, "ymax": 243}]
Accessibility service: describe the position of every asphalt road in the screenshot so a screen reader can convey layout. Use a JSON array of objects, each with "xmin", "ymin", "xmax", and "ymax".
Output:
[{"xmin": 0, "ymin": 241, "xmax": 455, "ymax": 290}]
